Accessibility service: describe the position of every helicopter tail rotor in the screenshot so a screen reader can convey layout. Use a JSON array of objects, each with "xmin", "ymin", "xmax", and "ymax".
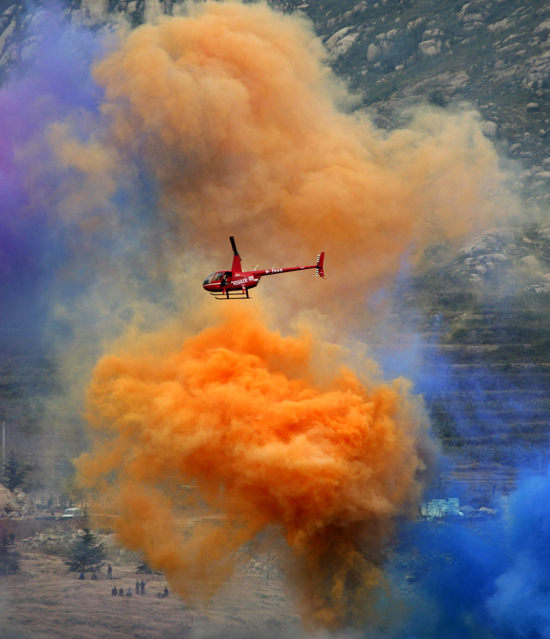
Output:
[{"xmin": 316, "ymin": 252, "xmax": 325, "ymax": 278}]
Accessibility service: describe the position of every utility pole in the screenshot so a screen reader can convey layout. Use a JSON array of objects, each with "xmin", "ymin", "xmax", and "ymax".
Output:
[{"xmin": 52, "ymin": 432, "xmax": 56, "ymax": 481}]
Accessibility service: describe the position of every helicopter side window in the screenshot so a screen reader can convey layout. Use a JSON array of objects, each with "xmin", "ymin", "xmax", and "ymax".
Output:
[
  {"xmin": 203, "ymin": 273, "xmax": 216, "ymax": 285},
  {"xmin": 212, "ymin": 272, "xmax": 225, "ymax": 282}
]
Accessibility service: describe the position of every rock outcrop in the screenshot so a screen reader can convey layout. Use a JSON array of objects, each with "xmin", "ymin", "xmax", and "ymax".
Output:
[
  {"xmin": 0, "ymin": 484, "xmax": 36, "ymax": 518},
  {"xmin": 1, "ymin": 0, "xmax": 549, "ymax": 203}
]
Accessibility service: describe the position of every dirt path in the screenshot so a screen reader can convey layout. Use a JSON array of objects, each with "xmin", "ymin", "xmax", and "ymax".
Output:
[{"xmin": 0, "ymin": 549, "xmax": 302, "ymax": 639}]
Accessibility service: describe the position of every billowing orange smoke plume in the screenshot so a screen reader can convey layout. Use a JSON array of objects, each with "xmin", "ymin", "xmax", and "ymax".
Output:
[
  {"xmin": 83, "ymin": 0, "xmax": 508, "ymax": 314},
  {"xmin": 69, "ymin": 1, "xmax": 507, "ymax": 628},
  {"xmin": 78, "ymin": 307, "xmax": 435, "ymax": 627}
]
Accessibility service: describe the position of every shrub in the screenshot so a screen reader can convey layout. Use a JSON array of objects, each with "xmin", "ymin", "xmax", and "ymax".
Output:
[{"xmin": 0, "ymin": 531, "xmax": 20, "ymax": 576}]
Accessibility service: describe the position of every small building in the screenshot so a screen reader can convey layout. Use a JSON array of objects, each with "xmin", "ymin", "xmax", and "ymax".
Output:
[{"xmin": 421, "ymin": 498, "xmax": 462, "ymax": 518}]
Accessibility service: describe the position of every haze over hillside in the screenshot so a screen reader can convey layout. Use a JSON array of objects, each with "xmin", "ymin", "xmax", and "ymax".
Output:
[
  {"xmin": 4, "ymin": 2, "xmax": 550, "ymax": 638},
  {"xmin": 1, "ymin": 0, "xmax": 550, "ymax": 492},
  {"xmin": 1, "ymin": 0, "xmax": 549, "ymax": 193}
]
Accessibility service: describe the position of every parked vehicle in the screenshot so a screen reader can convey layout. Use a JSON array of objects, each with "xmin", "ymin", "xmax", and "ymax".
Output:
[{"xmin": 61, "ymin": 508, "xmax": 82, "ymax": 519}]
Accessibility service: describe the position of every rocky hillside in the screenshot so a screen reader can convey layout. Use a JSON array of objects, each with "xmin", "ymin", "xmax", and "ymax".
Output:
[
  {"xmin": 409, "ymin": 225, "xmax": 550, "ymax": 475},
  {"xmin": 2, "ymin": 0, "xmax": 549, "ymax": 196},
  {"xmin": 305, "ymin": 0, "xmax": 550, "ymax": 202}
]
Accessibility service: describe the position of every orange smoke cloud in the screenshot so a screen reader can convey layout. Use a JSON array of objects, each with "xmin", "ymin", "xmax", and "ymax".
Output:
[
  {"xmin": 83, "ymin": 0, "xmax": 509, "ymax": 315},
  {"xmin": 65, "ymin": 1, "xmax": 510, "ymax": 629},
  {"xmin": 78, "ymin": 307, "xmax": 435, "ymax": 627}
]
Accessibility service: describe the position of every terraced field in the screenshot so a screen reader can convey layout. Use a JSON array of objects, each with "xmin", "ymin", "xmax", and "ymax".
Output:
[{"xmin": 417, "ymin": 305, "xmax": 550, "ymax": 494}]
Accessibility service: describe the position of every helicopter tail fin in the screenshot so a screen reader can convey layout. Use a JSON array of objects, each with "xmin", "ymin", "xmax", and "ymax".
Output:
[
  {"xmin": 230, "ymin": 236, "xmax": 242, "ymax": 273},
  {"xmin": 316, "ymin": 252, "xmax": 325, "ymax": 278}
]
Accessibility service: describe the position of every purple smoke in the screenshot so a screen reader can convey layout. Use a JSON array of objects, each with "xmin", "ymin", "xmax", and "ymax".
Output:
[{"xmin": 0, "ymin": 9, "xmax": 104, "ymax": 347}]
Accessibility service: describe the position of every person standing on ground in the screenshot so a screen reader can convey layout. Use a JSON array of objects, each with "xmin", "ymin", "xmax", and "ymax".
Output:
[
  {"xmin": 140, "ymin": 580, "xmax": 145, "ymax": 596},
  {"xmin": 107, "ymin": 564, "xmax": 112, "ymax": 579},
  {"xmin": 135, "ymin": 579, "xmax": 140, "ymax": 595}
]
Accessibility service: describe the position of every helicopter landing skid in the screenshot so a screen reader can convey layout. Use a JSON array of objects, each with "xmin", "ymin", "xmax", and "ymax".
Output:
[{"xmin": 210, "ymin": 289, "xmax": 250, "ymax": 300}]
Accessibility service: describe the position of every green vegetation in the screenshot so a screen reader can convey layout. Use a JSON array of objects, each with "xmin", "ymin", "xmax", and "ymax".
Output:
[
  {"xmin": 136, "ymin": 561, "xmax": 154, "ymax": 574},
  {"xmin": 65, "ymin": 529, "xmax": 106, "ymax": 573},
  {"xmin": 1, "ymin": 450, "xmax": 31, "ymax": 492},
  {"xmin": 0, "ymin": 530, "xmax": 20, "ymax": 576}
]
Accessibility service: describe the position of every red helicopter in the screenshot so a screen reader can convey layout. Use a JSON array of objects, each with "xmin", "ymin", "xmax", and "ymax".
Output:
[{"xmin": 203, "ymin": 237, "xmax": 325, "ymax": 299}]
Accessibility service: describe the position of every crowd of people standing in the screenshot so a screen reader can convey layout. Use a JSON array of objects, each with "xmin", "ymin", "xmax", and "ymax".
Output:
[{"xmin": 110, "ymin": 580, "xmax": 147, "ymax": 597}]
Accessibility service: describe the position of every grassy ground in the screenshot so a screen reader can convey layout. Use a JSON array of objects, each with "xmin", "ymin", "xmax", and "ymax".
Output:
[{"xmin": 0, "ymin": 544, "xmax": 301, "ymax": 639}]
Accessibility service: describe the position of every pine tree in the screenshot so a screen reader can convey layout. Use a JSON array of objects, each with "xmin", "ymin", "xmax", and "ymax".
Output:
[
  {"xmin": 65, "ymin": 528, "xmax": 106, "ymax": 573},
  {"xmin": 0, "ymin": 531, "xmax": 20, "ymax": 576},
  {"xmin": 1, "ymin": 450, "xmax": 29, "ymax": 492}
]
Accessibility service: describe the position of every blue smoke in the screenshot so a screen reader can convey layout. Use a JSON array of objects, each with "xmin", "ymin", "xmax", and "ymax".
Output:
[
  {"xmin": 365, "ymin": 265, "xmax": 550, "ymax": 638},
  {"xmin": 367, "ymin": 469, "xmax": 550, "ymax": 638},
  {"xmin": 488, "ymin": 471, "xmax": 550, "ymax": 638}
]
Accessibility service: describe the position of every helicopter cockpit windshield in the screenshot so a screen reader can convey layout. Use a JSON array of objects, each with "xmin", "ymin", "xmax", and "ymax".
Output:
[{"xmin": 203, "ymin": 272, "xmax": 230, "ymax": 286}]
